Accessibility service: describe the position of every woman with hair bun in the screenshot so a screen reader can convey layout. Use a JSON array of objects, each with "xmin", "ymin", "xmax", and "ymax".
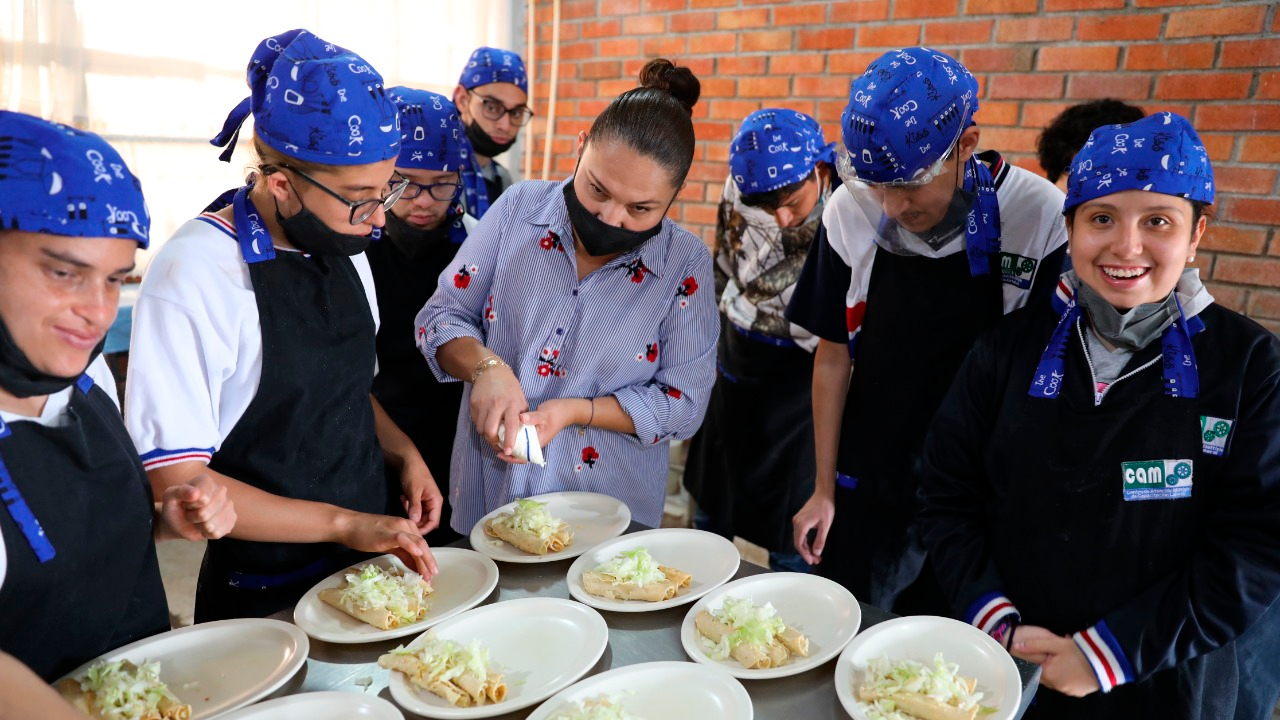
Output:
[{"xmin": 417, "ymin": 58, "xmax": 719, "ymax": 532}]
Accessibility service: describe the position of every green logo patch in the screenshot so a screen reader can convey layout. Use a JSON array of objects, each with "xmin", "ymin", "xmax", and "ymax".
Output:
[
  {"xmin": 1199, "ymin": 416, "xmax": 1233, "ymax": 457},
  {"xmin": 1122, "ymin": 460, "xmax": 1193, "ymax": 501},
  {"xmin": 999, "ymin": 252, "xmax": 1037, "ymax": 290}
]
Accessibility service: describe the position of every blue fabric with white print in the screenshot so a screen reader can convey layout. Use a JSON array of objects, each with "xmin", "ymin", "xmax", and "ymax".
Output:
[
  {"xmin": 210, "ymin": 29, "xmax": 400, "ymax": 166},
  {"xmin": 0, "ymin": 110, "xmax": 149, "ymax": 247},
  {"xmin": 840, "ymin": 47, "xmax": 980, "ymax": 184},
  {"xmin": 458, "ymin": 46, "xmax": 528, "ymax": 93},
  {"xmin": 1064, "ymin": 111, "xmax": 1215, "ymax": 214},
  {"xmin": 729, "ymin": 108, "xmax": 836, "ymax": 194},
  {"xmin": 389, "ymin": 87, "xmax": 472, "ymax": 173}
]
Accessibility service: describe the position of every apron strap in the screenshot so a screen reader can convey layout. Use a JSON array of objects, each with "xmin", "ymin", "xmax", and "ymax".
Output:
[{"xmin": 0, "ymin": 421, "xmax": 56, "ymax": 563}]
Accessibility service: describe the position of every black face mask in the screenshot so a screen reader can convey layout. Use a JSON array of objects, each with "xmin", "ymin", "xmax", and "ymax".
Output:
[
  {"xmin": 0, "ymin": 315, "xmax": 101, "ymax": 398},
  {"xmin": 562, "ymin": 180, "xmax": 670, "ymax": 257},
  {"xmin": 383, "ymin": 210, "xmax": 445, "ymax": 261},
  {"xmin": 466, "ymin": 119, "xmax": 516, "ymax": 158},
  {"xmin": 274, "ymin": 198, "xmax": 372, "ymax": 257},
  {"xmin": 917, "ymin": 184, "xmax": 977, "ymax": 251}
]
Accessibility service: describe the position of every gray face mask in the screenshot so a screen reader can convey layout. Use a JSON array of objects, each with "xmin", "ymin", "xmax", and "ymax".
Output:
[{"xmin": 1075, "ymin": 280, "xmax": 1179, "ymax": 352}]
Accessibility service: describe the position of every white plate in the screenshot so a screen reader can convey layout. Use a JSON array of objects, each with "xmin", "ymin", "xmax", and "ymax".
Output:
[
  {"xmin": 834, "ymin": 615, "xmax": 1022, "ymax": 720},
  {"xmin": 469, "ymin": 491, "xmax": 631, "ymax": 564},
  {"xmin": 526, "ymin": 661, "xmax": 754, "ymax": 720},
  {"xmin": 218, "ymin": 691, "xmax": 404, "ymax": 719},
  {"xmin": 566, "ymin": 528, "xmax": 740, "ymax": 613},
  {"xmin": 680, "ymin": 573, "xmax": 861, "ymax": 680},
  {"xmin": 56, "ymin": 619, "xmax": 309, "ymax": 719},
  {"xmin": 293, "ymin": 550, "xmax": 499, "ymax": 643},
  {"xmin": 387, "ymin": 597, "xmax": 609, "ymax": 718}
]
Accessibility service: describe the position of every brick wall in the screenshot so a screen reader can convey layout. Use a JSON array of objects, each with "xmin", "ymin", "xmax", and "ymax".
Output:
[{"xmin": 523, "ymin": 0, "xmax": 1280, "ymax": 332}]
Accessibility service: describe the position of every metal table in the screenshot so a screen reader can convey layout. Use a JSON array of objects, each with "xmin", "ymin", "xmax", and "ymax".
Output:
[{"xmin": 269, "ymin": 523, "xmax": 1040, "ymax": 719}]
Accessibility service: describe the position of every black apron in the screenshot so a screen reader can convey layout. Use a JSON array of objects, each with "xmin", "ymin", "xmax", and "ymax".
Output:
[
  {"xmin": 0, "ymin": 375, "xmax": 169, "ymax": 681},
  {"xmin": 366, "ymin": 226, "xmax": 464, "ymax": 546},
  {"xmin": 683, "ymin": 319, "xmax": 815, "ymax": 554},
  {"xmin": 194, "ymin": 189, "xmax": 387, "ymax": 622},
  {"xmin": 822, "ymin": 249, "xmax": 1002, "ymax": 612}
]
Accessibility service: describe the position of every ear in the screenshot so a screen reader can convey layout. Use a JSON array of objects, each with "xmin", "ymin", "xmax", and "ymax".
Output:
[
  {"xmin": 957, "ymin": 125, "xmax": 981, "ymax": 163},
  {"xmin": 575, "ymin": 131, "xmax": 588, "ymax": 157},
  {"xmin": 1189, "ymin": 212, "xmax": 1207, "ymax": 258},
  {"xmin": 453, "ymin": 86, "xmax": 470, "ymax": 118},
  {"xmin": 264, "ymin": 170, "xmax": 293, "ymax": 205}
]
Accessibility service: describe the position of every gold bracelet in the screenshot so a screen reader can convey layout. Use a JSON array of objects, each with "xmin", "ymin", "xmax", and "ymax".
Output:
[{"xmin": 471, "ymin": 355, "xmax": 508, "ymax": 383}]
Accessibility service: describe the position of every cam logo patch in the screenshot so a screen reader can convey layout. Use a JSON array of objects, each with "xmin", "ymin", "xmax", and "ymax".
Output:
[
  {"xmin": 1200, "ymin": 416, "xmax": 1233, "ymax": 457},
  {"xmin": 1122, "ymin": 460, "xmax": 1193, "ymax": 501},
  {"xmin": 999, "ymin": 252, "xmax": 1037, "ymax": 290}
]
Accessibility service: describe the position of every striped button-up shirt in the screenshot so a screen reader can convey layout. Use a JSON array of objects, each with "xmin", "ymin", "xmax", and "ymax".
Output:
[{"xmin": 417, "ymin": 178, "xmax": 720, "ymax": 532}]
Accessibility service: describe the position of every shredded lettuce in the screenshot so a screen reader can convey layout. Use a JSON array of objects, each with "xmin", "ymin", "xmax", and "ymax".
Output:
[
  {"xmin": 338, "ymin": 564, "xmax": 429, "ymax": 624},
  {"xmin": 549, "ymin": 695, "xmax": 644, "ymax": 720},
  {"xmin": 699, "ymin": 596, "xmax": 787, "ymax": 661},
  {"xmin": 591, "ymin": 547, "xmax": 668, "ymax": 587},
  {"xmin": 392, "ymin": 635, "xmax": 491, "ymax": 684},
  {"xmin": 79, "ymin": 659, "xmax": 179, "ymax": 720},
  {"xmin": 497, "ymin": 498, "xmax": 561, "ymax": 540},
  {"xmin": 855, "ymin": 653, "xmax": 990, "ymax": 720}
]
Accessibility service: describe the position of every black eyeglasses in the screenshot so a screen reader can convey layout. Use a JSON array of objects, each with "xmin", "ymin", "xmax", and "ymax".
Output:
[
  {"xmin": 394, "ymin": 176, "xmax": 464, "ymax": 203},
  {"xmin": 469, "ymin": 91, "xmax": 534, "ymax": 127},
  {"xmin": 272, "ymin": 163, "xmax": 409, "ymax": 225}
]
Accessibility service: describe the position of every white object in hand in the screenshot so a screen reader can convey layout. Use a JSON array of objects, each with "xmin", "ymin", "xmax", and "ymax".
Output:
[{"xmin": 498, "ymin": 424, "xmax": 547, "ymax": 466}]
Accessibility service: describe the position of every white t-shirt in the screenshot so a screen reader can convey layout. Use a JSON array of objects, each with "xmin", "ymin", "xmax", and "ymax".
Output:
[
  {"xmin": 0, "ymin": 355, "xmax": 117, "ymax": 590},
  {"xmin": 124, "ymin": 213, "xmax": 380, "ymax": 471}
]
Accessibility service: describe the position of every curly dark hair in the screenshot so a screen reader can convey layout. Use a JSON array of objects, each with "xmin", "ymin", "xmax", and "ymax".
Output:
[{"xmin": 1037, "ymin": 99, "xmax": 1146, "ymax": 184}]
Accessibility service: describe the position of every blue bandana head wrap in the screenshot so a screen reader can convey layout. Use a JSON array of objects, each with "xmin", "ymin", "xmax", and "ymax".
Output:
[
  {"xmin": 1063, "ymin": 111, "xmax": 1214, "ymax": 214},
  {"xmin": 389, "ymin": 87, "xmax": 471, "ymax": 173},
  {"xmin": 839, "ymin": 47, "xmax": 979, "ymax": 185},
  {"xmin": 729, "ymin": 108, "xmax": 836, "ymax": 194},
  {"xmin": 0, "ymin": 111, "xmax": 149, "ymax": 247},
  {"xmin": 210, "ymin": 29, "xmax": 400, "ymax": 166},
  {"xmin": 458, "ymin": 47, "xmax": 528, "ymax": 93}
]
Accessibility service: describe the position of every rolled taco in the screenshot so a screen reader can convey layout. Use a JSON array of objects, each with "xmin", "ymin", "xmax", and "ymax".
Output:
[
  {"xmin": 581, "ymin": 547, "xmax": 692, "ymax": 602},
  {"xmin": 856, "ymin": 654, "xmax": 986, "ymax": 720},
  {"xmin": 57, "ymin": 659, "xmax": 191, "ymax": 720},
  {"xmin": 484, "ymin": 498, "xmax": 574, "ymax": 555},
  {"xmin": 378, "ymin": 633, "xmax": 506, "ymax": 708},
  {"xmin": 694, "ymin": 596, "xmax": 809, "ymax": 669},
  {"xmin": 319, "ymin": 563, "xmax": 432, "ymax": 630}
]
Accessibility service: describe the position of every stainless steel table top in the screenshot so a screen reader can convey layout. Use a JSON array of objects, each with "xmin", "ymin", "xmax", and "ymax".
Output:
[{"xmin": 268, "ymin": 525, "xmax": 1040, "ymax": 719}]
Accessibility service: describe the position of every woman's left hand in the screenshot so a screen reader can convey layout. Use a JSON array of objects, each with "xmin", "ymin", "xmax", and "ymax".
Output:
[
  {"xmin": 156, "ymin": 474, "xmax": 237, "ymax": 541},
  {"xmin": 399, "ymin": 459, "xmax": 443, "ymax": 534},
  {"xmin": 1012, "ymin": 625, "xmax": 1101, "ymax": 698},
  {"xmin": 520, "ymin": 398, "xmax": 588, "ymax": 449}
]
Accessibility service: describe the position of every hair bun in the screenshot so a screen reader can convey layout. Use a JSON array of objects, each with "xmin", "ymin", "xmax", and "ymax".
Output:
[{"xmin": 638, "ymin": 58, "xmax": 701, "ymax": 115}]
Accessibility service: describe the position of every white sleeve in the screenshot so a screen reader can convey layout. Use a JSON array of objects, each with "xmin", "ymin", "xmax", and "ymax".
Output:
[
  {"xmin": 351, "ymin": 251, "xmax": 380, "ymax": 376},
  {"xmin": 0, "ymin": 527, "xmax": 7, "ymax": 592},
  {"xmin": 85, "ymin": 354, "xmax": 119, "ymax": 411}
]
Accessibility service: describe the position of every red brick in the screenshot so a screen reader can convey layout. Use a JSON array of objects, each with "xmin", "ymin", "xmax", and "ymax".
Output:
[
  {"xmin": 1220, "ymin": 39, "xmax": 1280, "ymax": 69},
  {"xmin": 1141, "ymin": 102, "xmax": 1193, "ymax": 119},
  {"xmin": 557, "ymin": 81, "xmax": 599, "ymax": 99},
  {"xmin": 968, "ymin": 0, "xmax": 1037, "ymax": 13},
  {"xmin": 829, "ymin": 51, "xmax": 887, "ymax": 75},
  {"xmin": 738, "ymin": 77, "xmax": 792, "ymax": 98},
  {"xmin": 775, "ymin": 3, "xmax": 827, "ymax": 24},
  {"xmin": 973, "ymin": 100, "xmax": 1021, "ymax": 127},
  {"xmin": 718, "ymin": 8, "xmax": 769, "ymax": 29},
  {"xmin": 1199, "ymin": 134, "xmax": 1236, "ymax": 164},
  {"xmin": 691, "ymin": 0, "xmax": 735, "ymax": 7},
  {"xmin": 996, "ymin": 17, "xmax": 1074, "ymax": 43},
  {"xmin": 1067, "ymin": 74, "xmax": 1150, "ymax": 100},
  {"xmin": 925, "ymin": 20, "xmax": 994, "ymax": 46},
  {"xmin": 1021, "ymin": 102, "xmax": 1072, "ymax": 129},
  {"xmin": 989, "ymin": 73, "xmax": 1066, "ymax": 100},
  {"xmin": 979, "ymin": 127, "xmax": 1042, "ymax": 154},
  {"xmin": 894, "ymin": 0, "xmax": 960, "ymax": 19},
  {"xmin": 712, "ymin": 100, "xmax": 764, "ymax": 121},
  {"xmin": 580, "ymin": 19, "xmax": 620, "ymax": 38},
  {"xmin": 1078, "ymin": 14, "xmax": 1163, "ymax": 41},
  {"xmin": 1046, "ymin": 0, "xmax": 1123, "ymax": 9},
  {"xmin": 578, "ymin": 61, "xmax": 620, "ymax": 80},
  {"xmin": 740, "ymin": 30, "xmax": 793, "ymax": 52},
  {"xmin": 718, "ymin": 56, "xmax": 767, "ymax": 75},
  {"xmin": 1038, "ymin": 46, "xmax": 1119, "ymax": 72},
  {"xmin": 561, "ymin": 0, "xmax": 596, "ymax": 19},
  {"xmin": 1156, "ymin": 73, "xmax": 1253, "ymax": 101},
  {"xmin": 1214, "ymin": 255, "xmax": 1280, "ymax": 288},
  {"xmin": 699, "ymin": 77, "xmax": 737, "ymax": 98},
  {"xmin": 622, "ymin": 15, "xmax": 666, "ymax": 34},
  {"xmin": 1259, "ymin": 72, "xmax": 1280, "ymax": 101},
  {"xmin": 596, "ymin": 79, "xmax": 636, "ymax": 97},
  {"xmin": 706, "ymin": 140, "xmax": 731, "ymax": 163},
  {"xmin": 830, "ymin": 0, "xmax": 890, "ymax": 22},
  {"xmin": 1203, "ymin": 282, "xmax": 1248, "ymax": 314},
  {"xmin": 682, "ymin": 201, "xmax": 719, "ymax": 227},
  {"xmin": 1197, "ymin": 105, "xmax": 1280, "ymax": 132},
  {"xmin": 1238, "ymin": 136, "xmax": 1280, "ymax": 164},
  {"xmin": 858, "ymin": 24, "xmax": 921, "ymax": 47},
  {"xmin": 556, "ymin": 42, "xmax": 597, "ymax": 61},
  {"xmin": 800, "ymin": 28, "xmax": 857, "ymax": 50},
  {"xmin": 596, "ymin": 39, "xmax": 640, "ymax": 57},
  {"xmin": 771, "ymin": 54, "xmax": 826, "ymax": 75},
  {"xmin": 690, "ymin": 33, "xmax": 737, "ymax": 54},
  {"xmin": 1225, "ymin": 198, "xmax": 1280, "ymax": 226},
  {"xmin": 1199, "ymin": 226, "xmax": 1269, "ymax": 254},
  {"xmin": 1133, "ymin": 0, "xmax": 1216, "ymax": 6},
  {"xmin": 961, "ymin": 47, "xmax": 1035, "ymax": 73},
  {"xmin": 795, "ymin": 76, "xmax": 852, "ymax": 98},
  {"xmin": 642, "ymin": 0, "xmax": 687, "ymax": 9},
  {"xmin": 600, "ymin": 0, "xmax": 640, "ymax": 12},
  {"xmin": 1249, "ymin": 290, "xmax": 1280, "ymax": 320},
  {"xmin": 1166, "ymin": 6, "xmax": 1267, "ymax": 38},
  {"xmin": 670, "ymin": 12, "xmax": 715, "ymax": 32},
  {"xmin": 577, "ymin": 99, "xmax": 611, "ymax": 117},
  {"xmin": 682, "ymin": 57, "xmax": 715, "ymax": 77},
  {"xmin": 1124, "ymin": 42, "xmax": 1216, "ymax": 71}
]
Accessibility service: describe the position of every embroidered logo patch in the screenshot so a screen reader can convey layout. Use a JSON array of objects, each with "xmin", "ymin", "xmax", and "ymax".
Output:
[
  {"xmin": 999, "ymin": 252, "xmax": 1037, "ymax": 290},
  {"xmin": 1199, "ymin": 416, "xmax": 1233, "ymax": 457},
  {"xmin": 1122, "ymin": 459, "xmax": 1193, "ymax": 501}
]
